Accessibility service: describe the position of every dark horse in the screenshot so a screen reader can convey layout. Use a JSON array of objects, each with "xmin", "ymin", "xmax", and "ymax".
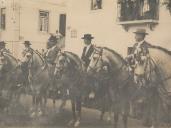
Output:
[
  {"xmin": 87, "ymin": 47, "xmax": 134, "ymax": 128},
  {"xmin": 20, "ymin": 49, "xmax": 50, "ymax": 117},
  {"xmin": 54, "ymin": 51, "xmax": 83, "ymax": 127},
  {"xmin": 132, "ymin": 46, "xmax": 171, "ymax": 128},
  {"xmin": 0, "ymin": 52, "xmax": 23, "ymax": 107}
]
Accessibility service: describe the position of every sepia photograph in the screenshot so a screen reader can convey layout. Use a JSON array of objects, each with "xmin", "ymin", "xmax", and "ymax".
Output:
[{"xmin": 0, "ymin": 0, "xmax": 171, "ymax": 128}]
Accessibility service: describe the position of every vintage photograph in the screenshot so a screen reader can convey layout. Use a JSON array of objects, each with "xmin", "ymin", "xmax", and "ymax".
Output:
[{"xmin": 0, "ymin": 0, "xmax": 171, "ymax": 128}]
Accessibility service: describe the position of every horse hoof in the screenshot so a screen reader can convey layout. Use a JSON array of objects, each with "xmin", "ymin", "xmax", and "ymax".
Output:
[
  {"xmin": 106, "ymin": 117, "xmax": 111, "ymax": 124},
  {"xmin": 68, "ymin": 120, "xmax": 75, "ymax": 126},
  {"xmin": 37, "ymin": 110, "xmax": 43, "ymax": 117},
  {"xmin": 74, "ymin": 121, "xmax": 80, "ymax": 128},
  {"xmin": 30, "ymin": 112, "xmax": 36, "ymax": 118}
]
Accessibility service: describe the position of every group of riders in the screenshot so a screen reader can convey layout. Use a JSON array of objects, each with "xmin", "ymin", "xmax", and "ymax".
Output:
[
  {"xmin": 0, "ymin": 28, "xmax": 166, "ymax": 128},
  {"xmin": 0, "ymin": 28, "xmax": 150, "ymax": 88}
]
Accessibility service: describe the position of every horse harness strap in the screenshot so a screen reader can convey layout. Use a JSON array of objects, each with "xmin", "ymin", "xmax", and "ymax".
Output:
[{"xmin": 88, "ymin": 48, "xmax": 104, "ymax": 72}]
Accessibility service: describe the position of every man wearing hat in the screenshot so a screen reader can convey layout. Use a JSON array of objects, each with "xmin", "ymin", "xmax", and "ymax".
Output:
[
  {"xmin": 0, "ymin": 41, "xmax": 10, "ymax": 54},
  {"xmin": 81, "ymin": 34, "xmax": 95, "ymax": 69},
  {"xmin": 132, "ymin": 28, "xmax": 152, "ymax": 57},
  {"xmin": 126, "ymin": 28, "xmax": 152, "ymax": 124},
  {"xmin": 46, "ymin": 34, "xmax": 59, "ymax": 49},
  {"xmin": 22, "ymin": 41, "xmax": 33, "ymax": 57}
]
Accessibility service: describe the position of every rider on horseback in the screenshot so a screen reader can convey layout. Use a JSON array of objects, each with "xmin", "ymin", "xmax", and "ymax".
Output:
[
  {"xmin": 21, "ymin": 41, "xmax": 34, "ymax": 91},
  {"xmin": 126, "ymin": 29, "xmax": 152, "ymax": 86},
  {"xmin": 0, "ymin": 41, "xmax": 11, "ymax": 54},
  {"xmin": 22, "ymin": 41, "xmax": 33, "ymax": 58},
  {"xmin": 81, "ymin": 34, "xmax": 95, "ymax": 70}
]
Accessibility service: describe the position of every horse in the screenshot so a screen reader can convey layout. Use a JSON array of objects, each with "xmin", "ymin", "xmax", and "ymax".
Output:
[
  {"xmin": 20, "ymin": 49, "xmax": 50, "ymax": 117},
  {"xmin": 0, "ymin": 52, "xmax": 24, "ymax": 108},
  {"xmin": 44, "ymin": 44, "xmax": 68, "ymax": 112},
  {"xmin": 53, "ymin": 51, "xmax": 84, "ymax": 127},
  {"xmin": 87, "ymin": 47, "xmax": 135, "ymax": 128},
  {"xmin": 132, "ymin": 46, "xmax": 171, "ymax": 128}
]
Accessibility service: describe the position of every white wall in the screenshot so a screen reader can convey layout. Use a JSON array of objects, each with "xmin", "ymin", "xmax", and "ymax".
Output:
[
  {"xmin": 65, "ymin": 0, "xmax": 171, "ymax": 57},
  {"xmin": 0, "ymin": 0, "xmax": 66, "ymax": 58}
]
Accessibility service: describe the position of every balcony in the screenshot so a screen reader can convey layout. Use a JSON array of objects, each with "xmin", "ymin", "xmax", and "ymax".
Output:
[{"xmin": 117, "ymin": 0, "xmax": 159, "ymax": 31}]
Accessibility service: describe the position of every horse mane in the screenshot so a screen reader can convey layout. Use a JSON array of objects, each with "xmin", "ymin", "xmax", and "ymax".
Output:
[
  {"xmin": 2, "ymin": 53, "xmax": 18, "ymax": 70},
  {"xmin": 99, "ymin": 47, "xmax": 126, "ymax": 64},
  {"xmin": 64, "ymin": 51, "xmax": 82, "ymax": 70},
  {"xmin": 3, "ymin": 53, "xmax": 18, "ymax": 63},
  {"xmin": 32, "ymin": 49, "xmax": 45, "ymax": 65},
  {"xmin": 150, "ymin": 45, "xmax": 171, "ymax": 56}
]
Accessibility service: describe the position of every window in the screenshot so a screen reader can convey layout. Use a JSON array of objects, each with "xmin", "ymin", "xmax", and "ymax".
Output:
[
  {"xmin": 117, "ymin": 0, "xmax": 159, "ymax": 22},
  {"xmin": 39, "ymin": 10, "xmax": 49, "ymax": 32},
  {"xmin": 0, "ymin": 8, "xmax": 6, "ymax": 30},
  {"xmin": 91, "ymin": 0, "xmax": 102, "ymax": 10}
]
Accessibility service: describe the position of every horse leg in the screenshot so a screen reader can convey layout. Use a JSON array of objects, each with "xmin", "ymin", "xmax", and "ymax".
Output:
[
  {"xmin": 100, "ymin": 108, "xmax": 105, "ymax": 121},
  {"xmin": 74, "ymin": 97, "xmax": 82, "ymax": 128},
  {"xmin": 37, "ymin": 96, "xmax": 43, "ymax": 117},
  {"xmin": 53, "ymin": 98, "xmax": 56, "ymax": 110},
  {"xmin": 113, "ymin": 108, "xmax": 119, "ymax": 128},
  {"xmin": 68, "ymin": 99, "xmax": 76, "ymax": 126},
  {"xmin": 151, "ymin": 96, "xmax": 160, "ymax": 128},
  {"xmin": 142, "ymin": 99, "xmax": 152, "ymax": 127},
  {"xmin": 113, "ymin": 102, "xmax": 120, "ymax": 128},
  {"xmin": 30, "ymin": 95, "xmax": 36, "ymax": 118},
  {"xmin": 122, "ymin": 102, "xmax": 130, "ymax": 128},
  {"xmin": 59, "ymin": 98, "xmax": 67, "ymax": 112}
]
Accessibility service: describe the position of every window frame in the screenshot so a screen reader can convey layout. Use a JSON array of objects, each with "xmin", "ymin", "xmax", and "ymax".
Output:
[
  {"xmin": 91, "ymin": 0, "xmax": 102, "ymax": 10},
  {"xmin": 39, "ymin": 10, "xmax": 49, "ymax": 33},
  {"xmin": 0, "ymin": 8, "xmax": 6, "ymax": 30}
]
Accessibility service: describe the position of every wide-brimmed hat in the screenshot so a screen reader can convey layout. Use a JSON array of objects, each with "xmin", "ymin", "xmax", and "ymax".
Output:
[
  {"xmin": 48, "ymin": 35, "xmax": 57, "ymax": 43},
  {"xmin": 81, "ymin": 34, "xmax": 94, "ymax": 40},
  {"xmin": 23, "ymin": 41, "xmax": 31, "ymax": 45},
  {"xmin": 133, "ymin": 29, "xmax": 148, "ymax": 35},
  {"xmin": 0, "ymin": 41, "xmax": 6, "ymax": 45}
]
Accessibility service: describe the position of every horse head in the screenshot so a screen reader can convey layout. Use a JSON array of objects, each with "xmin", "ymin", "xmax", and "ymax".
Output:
[
  {"xmin": 45, "ymin": 45, "xmax": 60, "ymax": 64},
  {"xmin": 20, "ymin": 51, "xmax": 33, "ymax": 70},
  {"xmin": 54, "ymin": 51, "xmax": 71, "ymax": 78},
  {"xmin": 20, "ymin": 50, "xmax": 44, "ymax": 75},
  {"xmin": 87, "ymin": 47, "xmax": 110, "ymax": 76}
]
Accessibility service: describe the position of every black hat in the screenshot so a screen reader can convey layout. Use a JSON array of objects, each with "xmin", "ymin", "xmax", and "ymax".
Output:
[
  {"xmin": 81, "ymin": 34, "xmax": 94, "ymax": 40},
  {"xmin": 24, "ymin": 41, "xmax": 31, "ymax": 45},
  {"xmin": 48, "ymin": 35, "xmax": 57, "ymax": 43},
  {"xmin": 133, "ymin": 28, "xmax": 148, "ymax": 35},
  {"xmin": 0, "ymin": 41, "xmax": 6, "ymax": 45}
]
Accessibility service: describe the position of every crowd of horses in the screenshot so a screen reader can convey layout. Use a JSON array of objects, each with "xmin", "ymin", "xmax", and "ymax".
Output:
[{"xmin": 0, "ymin": 44, "xmax": 171, "ymax": 128}]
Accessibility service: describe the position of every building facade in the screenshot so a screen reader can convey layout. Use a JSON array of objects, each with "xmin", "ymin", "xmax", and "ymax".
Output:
[
  {"xmin": 0, "ymin": 0, "xmax": 66, "ymax": 57},
  {"xmin": 65, "ymin": 0, "xmax": 171, "ymax": 57}
]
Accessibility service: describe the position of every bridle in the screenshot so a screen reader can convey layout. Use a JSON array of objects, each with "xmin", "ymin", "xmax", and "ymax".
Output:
[
  {"xmin": 54, "ymin": 53, "xmax": 70, "ymax": 76},
  {"xmin": 88, "ymin": 48, "xmax": 124, "ymax": 74},
  {"xmin": 87, "ymin": 48, "xmax": 104, "ymax": 73}
]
